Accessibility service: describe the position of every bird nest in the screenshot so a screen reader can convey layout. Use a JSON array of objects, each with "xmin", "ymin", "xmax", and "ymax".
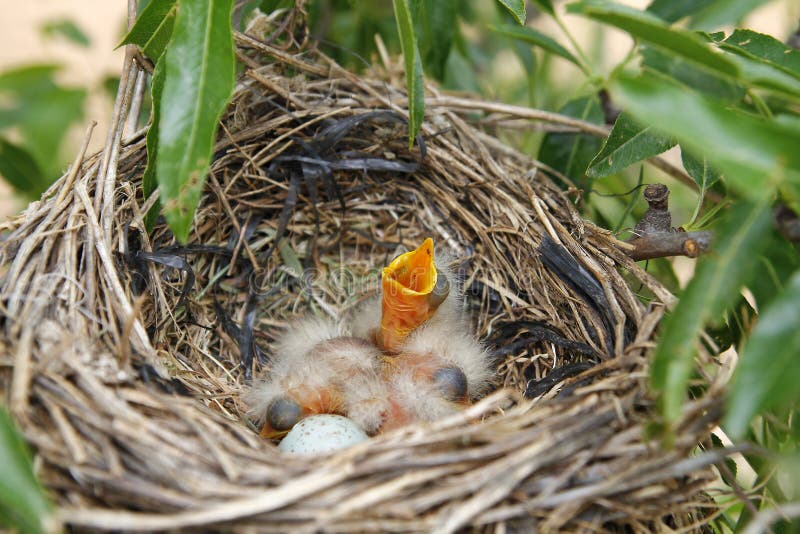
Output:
[{"xmin": 0, "ymin": 17, "xmax": 732, "ymax": 533}]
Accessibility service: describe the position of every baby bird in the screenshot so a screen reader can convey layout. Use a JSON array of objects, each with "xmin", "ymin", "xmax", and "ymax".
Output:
[
  {"xmin": 244, "ymin": 318, "xmax": 391, "ymax": 437},
  {"xmin": 244, "ymin": 238, "xmax": 493, "ymax": 438},
  {"xmin": 345, "ymin": 239, "xmax": 493, "ymax": 430}
]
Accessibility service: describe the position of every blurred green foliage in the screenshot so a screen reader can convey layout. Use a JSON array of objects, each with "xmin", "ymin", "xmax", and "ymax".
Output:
[
  {"xmin": 0, "ymin": 407, "xmax": 54, "ymax": 534},
  {"xmin": 40, "ymin": 19, "xmax": 91, "ymax": 48},
  {"xmin": 0, "ymin": 65, "xmax": 86, "ymax": 198}
]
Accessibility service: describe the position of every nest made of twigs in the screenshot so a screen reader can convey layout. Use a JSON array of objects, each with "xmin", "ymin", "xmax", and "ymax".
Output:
[{"xmin": 0, "ymin": 12, "xmax": 732, "ymax": 533}]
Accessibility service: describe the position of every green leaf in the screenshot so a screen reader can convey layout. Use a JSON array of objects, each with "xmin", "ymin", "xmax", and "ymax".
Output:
[
  {"xmin": 646, "ymin": 0, "xmax": 716, "ymax": 23},
  {"xmin": 689, "ymin": 0, "xmax": 770, "ymax": 31},
  {"xmin": 491, "ymin": 24, "xmax": 581, "ymax": 69},
  {"xmin": 575, "ymin": 6, "xmax": 800, "ymax": 100},
  {"xmin": 121, "ymin": 0, "xmax": 178, "ymax": 61},
  {"xmin": 681, "ymin": 149, "xmax": 722, "ymax": 190},
  {"xmin": 610, "ymin": 72, "xmax": 800, "ymax": 202},
  {"xmin": 728, "ymin": 52, "xmax": 800, "ymax": 100},
  {"xmin": 717, "ymin": 30, "xmax": 800, "ymax": 100},
  {"xmin": 259, "ymin": 0, "xmax": 295, "ymax": 13},
  {"xmin": 18, "ymin": 87, "xmax": 86, "ymax": 180},
  {"xmin": 393, "ymin": 0, "xmax": 425, "ymax": 149},
  {"xmin": 530, "ymin": 0, "xmax": 554, "ymax": 16},
  {"xmin": 444, "ymin": 47, "xmax": 481, "ymax": 94},
  {"xmin": 101, "ymin": 75, "xmax": 121, "ymax": 101},
  {"xmin": 725, "ymin": 269, "xmax": 800, "ymax": 439},
  {"xmin": 496, "ymin": 0, "xmax": 527, "ymax": 25},
  {"xmin": 0, "ymin": 408, "xmax": 54, "ymax": 534},
  {"xmin": 278, "ymin": 240, "xmax": 303, "ymax": 277},
  {"xmin": 722, "ymin": 29, "xmax": 800, "ymax": 81},
  {"xmin": 747, "ymin": 228, "xmax": 800, "ymax": 311},
  {"xmin": 40, "ymin": 19, "xmax": 91, "ymax": 47},
  {"xmin": 156, "ymin": 0, "xmax": 235, "ymax": 242},
  {"xmin": 411, "ymin": 0, "xmax": 457, "ymax": 81},
  {"xmin": 641, "ymin": 45, "xmax": 744, "ymax": 102},
  {"xmin": 143, "ymin": 58, "xmax": 166, "ymax": 230},
  {"xmin": 0, "ymin": 64, "xmax": 86, "ymax": 181},
  {"xmin": 0, "ymin": 64, "xmax": 60, "ymax": 94},
  {"xmin": 539, "ymin": 96, "xmax": 603, "ymax": 191},
  {"xmin": 651, "ymin": 200, "xmax": 773, "ymax": 423},
  {"xmin": 586, "ymin": 111, "xmax": 675, "ymax": 178},
  {"xmin": 511, "ymin": 40, "xmax": 537, "ymax": 106},
  {"xmin": 567, "ymin": 0, "xmax": 738, "ymax": 77},
  {"xmin": 0, "ymin": 137, "xmax": 46, "ymax": 197}
]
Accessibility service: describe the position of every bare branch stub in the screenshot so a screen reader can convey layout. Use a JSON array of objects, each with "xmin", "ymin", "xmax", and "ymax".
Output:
[
  {"xmin": 633, "ymin": 184, "xmax": 671, "ymax": 236},
  {"xmin": 625, "ymin": 183, "xmax": 713, "ymax": 261},
  {"xmin": 627, "ymin": 230, "xmax": 713, "ymax": 261},
  {"xmin": 598, "ymin": 89, "xmax": 621, "ymax": 125},
  {"xmin": 787, "ymin": 18, "xmax": 800, "ymax": 50},
  {"xmin": 774, "ymin": 204, "xmax": 800, "ymax": 243}
]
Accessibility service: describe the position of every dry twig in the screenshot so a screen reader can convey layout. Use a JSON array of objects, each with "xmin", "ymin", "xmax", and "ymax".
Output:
[{"xmin": 626, "ymin": 184, "xmax": 713, "ymax": 261}]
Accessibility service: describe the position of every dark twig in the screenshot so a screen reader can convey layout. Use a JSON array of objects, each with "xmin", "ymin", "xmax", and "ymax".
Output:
[
  {"xmin": 538, "ymin": 236, "xmax": 618, "ymax": 356},
  {"xmin": 626, "ymin": 184, "xmax": 713, "ymax": 261},
  {"xmin": 524, "ymin": 362, "xmax": 596, "ymax": 398},
  {"xmin": 598, "ymin": 89, "xmax": 621, "ymax": 125},
  {"xmin": 787, "ymin": 19, "xmax": 800, "ymax": 50},
  {"xmin": 774, "ymin": 204, "xmax": 800, "ymax": 243},
  {"xmin": 627, "ymin": 231, "xmax": 713, "ymax": 261},
  {"xmin": 633, "ymin": 184, "xmax": 671, "ymax": 235}
]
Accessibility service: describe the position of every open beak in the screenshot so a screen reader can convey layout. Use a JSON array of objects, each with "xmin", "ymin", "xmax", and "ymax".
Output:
[{"xmin": 378, "ymin": 238, "xmax": 449, "ymax": 351}]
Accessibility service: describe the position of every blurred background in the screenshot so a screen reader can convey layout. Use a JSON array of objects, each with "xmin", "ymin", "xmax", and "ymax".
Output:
[
  {"xmin": 0, "ymin": 1, "xmax": 126, "ymax": 216},
  {"xmin": 0, "ymin": 0, "xmax": 796, "ymax": 220}
]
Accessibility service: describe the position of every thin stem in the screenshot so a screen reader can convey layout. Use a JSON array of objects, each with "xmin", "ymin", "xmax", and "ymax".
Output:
[
  {"xmin": 748, "ymin": 89, "xmax": 773, "ymax": 119},
  {"xmin": 611, "ymin": 44, "xmax": 639, "ymax": 78},
  {"xmin": 687, "ymin": 159, "xmax": 709, "ymax": 227},
  {"xmin": 553, "ymin": 12, "xmax": 594, "ymax": 78},
  {"xmin": 613, "ymin": 165, "xmax": 644, "ymax": 233}
]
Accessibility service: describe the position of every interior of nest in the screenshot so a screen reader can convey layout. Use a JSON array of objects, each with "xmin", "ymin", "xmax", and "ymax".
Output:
[{"xmin": 116, "ymin": 40, "xmax": 652, "ymax": 444}]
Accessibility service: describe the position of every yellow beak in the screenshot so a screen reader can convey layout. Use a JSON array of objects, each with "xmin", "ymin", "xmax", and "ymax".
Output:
[{"xmin": 379, "ymin": 238, "xmax": 444, "ymax": 351}]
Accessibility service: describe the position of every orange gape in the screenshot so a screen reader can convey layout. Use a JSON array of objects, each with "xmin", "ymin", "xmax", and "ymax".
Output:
[{"xmin": 378, "ymin": 238, "xmax": 439, "ymax": 352}]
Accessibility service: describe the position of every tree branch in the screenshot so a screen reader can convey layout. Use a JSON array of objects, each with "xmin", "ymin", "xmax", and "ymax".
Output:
[
  {"xmin": 624, "ymin": 184, "xmax": 713, "ymax": 261},
  {"xmin": 627, "ymin": 231, "xmax": 713, "ymax": 261},
  {"xmin": 774, "ymin": 204, "xmax": 800, "ymax": 243}
]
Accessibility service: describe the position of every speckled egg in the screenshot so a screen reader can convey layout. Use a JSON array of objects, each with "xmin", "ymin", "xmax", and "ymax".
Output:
[{"xmin": 278, "ymin": 414, "xmax": 369, "ymax": 454}]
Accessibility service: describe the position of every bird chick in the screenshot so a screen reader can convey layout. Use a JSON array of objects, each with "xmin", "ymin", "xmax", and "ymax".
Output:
[
  {"xmin": 244, "ymin": 317, "xmax": 390, "ymax": 437},
  {"xmin": 344, "ymin": 240, "xmax": 493, "ymax": 430},
  {"xmin": 246, "ymin": 238, "xmax": 493, "ymax": 439}
]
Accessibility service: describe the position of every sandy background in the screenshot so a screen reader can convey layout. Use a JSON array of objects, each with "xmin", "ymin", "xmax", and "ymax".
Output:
[{"xmin": 0, "ymin": 1, "xmax": 795, "ymax": 219}]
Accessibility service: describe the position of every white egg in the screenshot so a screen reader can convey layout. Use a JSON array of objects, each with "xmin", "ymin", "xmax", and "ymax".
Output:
[{"xmin": 278, "ymin": 414, "xmax": 369, "ymax": 455}]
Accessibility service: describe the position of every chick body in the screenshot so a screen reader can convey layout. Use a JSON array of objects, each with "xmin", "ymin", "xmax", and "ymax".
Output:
[
  {"xmin": 344, "ymin": 257, "xmax": 493, "ymax": 428},
  {"xmin": 244, "ymin": 317, "xmax": 390, "ymax": 435},
  {"xmin": 246, "ymin": 248, "xmax": 493, "ymax": 438}
]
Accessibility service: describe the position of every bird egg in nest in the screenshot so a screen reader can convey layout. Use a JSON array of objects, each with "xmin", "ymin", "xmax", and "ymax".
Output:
[{"xmin": 278, "ymin": 414, "xmax": 369, "ymax": 455}]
